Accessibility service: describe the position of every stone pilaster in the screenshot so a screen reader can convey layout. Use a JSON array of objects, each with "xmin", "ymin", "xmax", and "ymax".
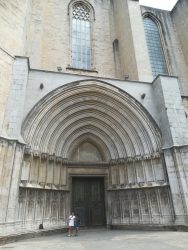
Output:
[
  {"xmin": 153, "ymin": 75, "xmax": 188, "ymax": 224},
  {"xmin": 1, "ymin": 57, "xmax": 29, "ymax": 140},
  {"xmin": 0, "ymin": 137, "xmax": 25, "ymax": 223}
]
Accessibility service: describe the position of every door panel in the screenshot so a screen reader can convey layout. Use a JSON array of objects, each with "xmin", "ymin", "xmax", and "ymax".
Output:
[{"xmin": 72, "ymin": 178, "xmax": 106, "ymax": 227}]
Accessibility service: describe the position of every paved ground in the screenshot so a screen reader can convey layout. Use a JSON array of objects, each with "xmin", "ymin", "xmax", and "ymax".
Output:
[{"xmin": 0, "ymin": 229, "xmax": 188, "ymax": 250}]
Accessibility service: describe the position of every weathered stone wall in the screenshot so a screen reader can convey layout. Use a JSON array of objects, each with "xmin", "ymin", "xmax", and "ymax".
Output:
[
  {"xmin": 172, "ymin": 0, "xmax": 188, "ymax": 71},
  {"xmin": 23, "ymin": 69, "xmax": 157, "ymax": 125},
  {"xmin": 17, "ymin": 188, "xmax": 69, "ymax": 229},
  {"xmin": 0, "ymin": 138, "xmax": 25, "ymax": 223},
  {"xmin": 2, "ymin": 58, "xmax": 29, "ymax": 139},
  {"xmin": 153, "ymin": 76, "xmax": 188, "ymax": 224},
  {"xmin": 108, "ymin": 187, "xmax": 174, "ymax": 225},
  {"xmin": 109, "ymin": 155, "xmax": 166, "ymax": 188},
  {"xmin": 172, "ymin": 0, "xmax": 188, "ymax": 113},
  {"xmin": 0, "ymin": 0, "xmax": 31, "ymax": 56},
  {"xmin": 26, "ymin": 0, "xmax": 116, "ymax": 78},
  {"xmin": 141, "ymin": 5, "xmax": 188, "ymax": 96},
  {"xmin": 25, "ymin": 0, "xmax": 153, "ymax": 82},
  {"xmin": 112, "ymin": 0, "xmax": 152, "ymax": 82},
  {"xmin": 0, "ymin": 52, "xmax": 14, "ymax": 134},
  {"xmin": 107, "ymin": 153, "xmax": 175, "ymax": 225},
  {"xmin": 0, "ymin": 0, "xmax": 31, "ymax": 134},
  {"xmin": 112, "ymin": 0, "xmax": 138, "ymax": 80},
  {"xmin": 20, "ymin": 153, "xmax": 68, "ymax": 190}
]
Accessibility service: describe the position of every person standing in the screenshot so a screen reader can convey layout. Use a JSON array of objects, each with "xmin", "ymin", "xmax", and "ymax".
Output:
[
  {"xmin": 74, "ymin": 214, "xmax": 80, "ymax": 236},
  {"xmin": 67, "ymin": 212, "xmax": 75, "ymax": 236}
]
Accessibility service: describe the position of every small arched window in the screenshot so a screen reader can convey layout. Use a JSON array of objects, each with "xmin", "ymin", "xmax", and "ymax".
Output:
[
  {"xmin": 143, "ymin": 16, "xmax": 167, "ymax": 77},
  {"xmin": 71, "ymin": 2, "xmax": 91, "ymax": 70}
]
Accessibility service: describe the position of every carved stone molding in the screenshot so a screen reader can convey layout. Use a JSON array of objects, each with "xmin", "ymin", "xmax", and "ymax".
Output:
[
  {"xmin": 179, "ymin": 146, "xmax": 188, "ymax": 154},
  {"xmin": 108, "ymin": 181, "xmax": 168, "ymax": 191},
  {"xmin": 19, "ymin": 181, "xmax": 69, "ymax": 191},
  {"xmin": 109, "ymin": 152, "xmax": 162, "ymax": 166},
  {"xmin": 33, "ymin": 150, "xmax": 40, "ymax": 158},
  {"xmin": 143, "ymin": 154, "xmax": 152, "ymax": 160},
  {"xmin": 0, "ymin": 137, "xmax": 25, "ymax": 148},
  {"xmin": 109, "ymin": 159, "xmax": 118, "ymax": 165},
  {"xmin": 151, "ymin": 152, "xmax": 161, "ymax": 158},
  {"xmin": 117, "ymin": 158, "xmax": 126, "ymax": 164},
  {"xmin": 22, "ymin": 149, "xmax": 163, "ymax": 166},
  {"xmin": 39, "ymin": 182, "xmax": 45, "ymax": 187},
  {"xmin": 41, "ymin": 152, "xmax": 48, "ymax": 159},
  {"xmin": 24, "ymin": 145, "xmax": 32, "ymax": 155},
  {"xmin": 0, "ymin": 139, "xmax": 6, "ymax": 147},
  {"xmin": 135, "ymin": 155, "xmax": 142, "ymax": 161},
  {"xmin": 49, "ymin": 154, "xmax": 55, "ymax": 161},
  {"xmin": 163, "ymin": 144, "xmax": 188, "ymax": 153},
  {"xmin": 56, "ymin": 156, "xmax": 62, "ymax": 163}
]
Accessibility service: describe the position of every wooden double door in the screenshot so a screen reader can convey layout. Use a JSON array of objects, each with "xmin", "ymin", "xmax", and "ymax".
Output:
[{"xmin": 72, "ymin": 177, "xmax": 106, "ymax": 227}]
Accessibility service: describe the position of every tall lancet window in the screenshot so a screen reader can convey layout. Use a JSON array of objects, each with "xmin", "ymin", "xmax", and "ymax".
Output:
[
  {"xmin": 143, "ymin": 17, "xmax": 167, "ymax": 77},
  {"xmin": 72, "ymin": 3, "xmax": 91, "ymax": 69}
]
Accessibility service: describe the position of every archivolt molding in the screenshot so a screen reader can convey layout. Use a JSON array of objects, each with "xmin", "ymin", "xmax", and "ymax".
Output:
[
  {"xmin": 23, "ymin": 145, "xmax": 162, "ymax": 166},
  {"xmin": 22, "ymin": 80, "xmax": 162, "ymax": 160},
  {"xmin": 60, "ymin": 125, "xmax": 119, "ymax": 159},
  {"xmin": 38, "ymin": 103, "xmax": 138, "ymax": 156}
]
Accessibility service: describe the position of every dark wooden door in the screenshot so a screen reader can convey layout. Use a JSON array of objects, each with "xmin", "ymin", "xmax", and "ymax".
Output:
[{"xmin": 72, "ymin": 177, "xmax": 106, "ymax": 227}]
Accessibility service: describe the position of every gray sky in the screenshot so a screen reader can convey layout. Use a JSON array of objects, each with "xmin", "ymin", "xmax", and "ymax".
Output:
[{"xmin": 139, "ymin": 0, "xmax": 178, "ymax": 11}]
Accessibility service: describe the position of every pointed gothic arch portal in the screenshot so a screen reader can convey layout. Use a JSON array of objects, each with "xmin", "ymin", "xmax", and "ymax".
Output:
[
  {"xmin": 20, "ymin": 80, "xmax": 174, "ymax": 228},
  {"xmin": 22, "ymin": 80, "xmax": 162, "ymax": 159}
]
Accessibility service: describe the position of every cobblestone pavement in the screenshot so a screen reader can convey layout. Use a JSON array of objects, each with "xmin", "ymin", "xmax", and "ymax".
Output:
[{"xmin": 0, "ymin": 229, "xmax": 188, "ymax": 250}]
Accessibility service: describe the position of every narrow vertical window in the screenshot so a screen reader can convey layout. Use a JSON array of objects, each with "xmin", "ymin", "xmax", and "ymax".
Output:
[
  {"xmin": 143, "ymin": 17, "xmax": 167, "ymax": 77},
  {"xmin": 72, "ymin": 3, "xmax": 91, "ymax": 69},
  {"xmin": 113, "ymin": 39, "xmax": 121, "ymax": 77}
]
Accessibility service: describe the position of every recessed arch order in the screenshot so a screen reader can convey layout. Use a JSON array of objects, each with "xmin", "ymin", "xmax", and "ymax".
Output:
[{"xmin": 21, "ymin": 80, "xmax": 162, "ymax": 161}]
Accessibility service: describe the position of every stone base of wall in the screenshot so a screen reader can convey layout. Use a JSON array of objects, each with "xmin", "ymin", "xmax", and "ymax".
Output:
[
  {"xmin": 110, "ymin": 224, "xmax": 188, "ymax": 232},
  {"xmin": 0, "ymin": 226, "xmax": 67, "ymax": 246},
  {"xmin": 2, "ymin": 224, "xmax": 188, "ymax": 246}
]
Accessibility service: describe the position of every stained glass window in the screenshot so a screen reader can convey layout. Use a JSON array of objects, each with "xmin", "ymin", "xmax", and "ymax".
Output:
[
  {"xmin": 72, "ymin": 3, "xmax": 91, "ymax": 70},
  {"xmin": 143, "ymin": 17, "xmax": 167, "ymax": 77}
]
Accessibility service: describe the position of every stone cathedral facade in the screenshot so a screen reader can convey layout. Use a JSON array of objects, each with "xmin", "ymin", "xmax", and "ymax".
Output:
[{"xmin": 0, "ymin": 0, "xmax": 188, "ymax": 233}]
